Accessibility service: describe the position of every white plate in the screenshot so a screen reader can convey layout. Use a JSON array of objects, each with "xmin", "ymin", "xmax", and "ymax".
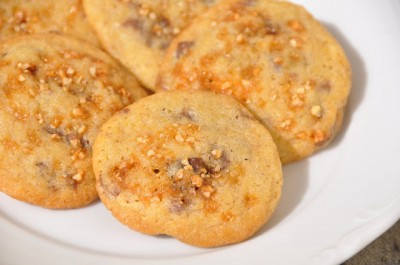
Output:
[{"xmin": 1, "ymin": 0, "xmax": 400, "ymax": 264}]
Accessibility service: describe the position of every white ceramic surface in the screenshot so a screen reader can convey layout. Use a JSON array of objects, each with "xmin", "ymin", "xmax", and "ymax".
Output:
[{"xmin": 1, "ymin": 0, "xmax": 400, "ymax": 264}]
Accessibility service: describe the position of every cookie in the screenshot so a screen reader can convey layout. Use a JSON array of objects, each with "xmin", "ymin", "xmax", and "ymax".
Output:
[
  {"xmin": 0, "ymin": 0, "xmax": 99, "ymax": 45},
  {"xmin": 83, "ymin": 0, "xmax": 219, "ymax": 90},
  {"xmin": 157, "ymin": 0, "xmax": 352, "ymax": 163},
  {"xmin": 92, "ymin": 90, "xmax": 282, "ymax": 247},
  {"xmin": 0, "ymin": 34, "xmax": 147, "ymax": 209}
]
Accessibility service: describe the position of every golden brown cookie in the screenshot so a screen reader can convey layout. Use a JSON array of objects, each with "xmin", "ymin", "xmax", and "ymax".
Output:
[
  {"xmin": 93, "ymin": 90, "xmax": 282, "ymax": 247},
  {"xmin": 83, "ymin": 0, "xmax": 219, "ymax": 90},
  {"xmin": 0, "ymin": 34, "xmax": 147, "ymax": 209},
  {"xmin": 158, "ymin": 0, "xmax": 352, "ymax": 163},
  {"xmin": 0, "ymin": 0, "xmax": 99, "ymax": 45}
]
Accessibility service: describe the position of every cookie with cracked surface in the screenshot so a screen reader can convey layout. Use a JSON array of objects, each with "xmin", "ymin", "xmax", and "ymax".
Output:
[
  {"xmin": 83, "ymin": 0, "xmax": 219, "ymax": 90},
  {"xmin": 0, "ymin": 0, "xmax": 99, "ymax": 45},
  {"xmin": 0, "ymin": 34, "xmax": 147, "ymax": 209},
  {"xmin": 92, "ymin": 90, "xmax": 282, "ymax": 247},
  {"xmin": 157, "ymin": 0, "xmax": 352, "ymax": 163}
]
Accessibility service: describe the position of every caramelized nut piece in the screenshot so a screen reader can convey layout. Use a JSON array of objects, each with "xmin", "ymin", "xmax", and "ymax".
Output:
[{"xmin": 311, "ymin": 105, "xmax": 323, "ymax": 118}]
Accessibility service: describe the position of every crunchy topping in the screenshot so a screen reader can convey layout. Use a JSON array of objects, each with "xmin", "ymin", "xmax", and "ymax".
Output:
[
  {"xmin": 136, "ymin": 137, "xmax": 147, "ymax": 143},
  {"xmin": 288, "ymin": 20, "xmax": 305, "ymax": 32},
  {"xmin": 18, "ymin": 74, "xmax": 25, "ymax": 82},
  {"xmin": 89, "ymin": 66, "xmax": 97, "ymax": 77},
  {"xmin": 181, "ymin": 158, "xmax": 189, "ymax": 166},
  {"xmin": 71, "ymin": 149, "xmax": 86, "ymax": 161},
  {"xmin": 72, "ymin": 107, "xmax": 84, "ymax": 117},
  {"xmin": 77, "ymin": 125, "xmax": 87, "ymax": 134},
  {"xmin": 291, "ymin": 93, "xmax": 304, "ymax": 107},
  {"xmin": 312, "ymin": 130, "xmax": 328, "ymax": 144},
  {"xmin": 50, "ymin": 134, "xmax": 61, "ymax": 140},
  {"xmin": 66, "ymin": 67, "xmax": 75, "ymax": 76},
  {"xmin": 289, "ymin": 37, "xmax": 303, "ymax": 48},
  {"xmin": 175, "ymin": 133, "xmax": 184, "ymax": 142},
  {"xmin": 191, "ymin": 175, "xmax": 203, "ymax": 187},
  {"xmin": 62, "ymin": 77, "xmax": 72, "ymax": 86},
  {"xmin": 72, "ymin": 172, "xmax": 83, "ymax": 182},
  {"xmin": 147, "ymin": 149, "xmax": 155, "ymax": 157},
  {"xmin": 311, "ymin": 105, "xmax": 323, "ymax": 118},
  {"xmin": 211, "ymin": 149, "xmax": 223, "ymax": 159},
  {"xmin": 201, "ymin": 185, "xmax": 214, "ymax": 198},
  {"xmin": 236, "ymin": 34, "xmax": 245, "ymax": 43},
  {"xmin": 280, "ymin": 119, "xmax": 293, "ymax": 130},
  {"xmin": 69, "ymin": 139, "xmax": 79, "ymax": 147}
]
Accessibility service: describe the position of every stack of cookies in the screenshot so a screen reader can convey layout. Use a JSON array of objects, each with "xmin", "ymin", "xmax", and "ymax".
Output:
[{"xmin": 0, "ymin": 0, "xmax": 351, "ymax": 248}]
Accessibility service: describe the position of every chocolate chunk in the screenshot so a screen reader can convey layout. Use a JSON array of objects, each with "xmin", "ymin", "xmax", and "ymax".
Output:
[
  {"xmin": 243, "ymin": 0, "xmax": 256, "ymax": 6},
  {"xmin": 169, "ymin": 197, "xmax": 191, "ymax": 213},
  {"xmin": 188, "ymin": 157, "xmax": 207, "ymax": 174},
  {"xmin": 80, "ymin": 137, "xmax": 91, "ymax": 149},
  {"xmin": 318, "ymin": 80, "xmax": 332, "ymax": 92},
  {"xmin": 35, "ymin": 161, "xmax": 48, "ymax": 170},
  {"xmin": 157, "ymin": 16, "xmax": 170, "ymax": 28},
  {"xmin": 179, "ymin": 108, "xmax": 196, "ymax": 121},
  {"xmin": 219, "ymin": 152, "xmax": 231, "ymax": 170},
  {"xmin": 44, "ymin": 126, "xmax": 64, "ymax": 137},
  {"xmin": 121, "ymin": 108, "xmax": 130, "ymax": 114},
  {"xmin": 175, "ymin": 41, "xmax": 194, "ymax": 59},
  {"xmin": 264, "ymin": 19, "xmax": 280, "ymax": 35},
  {"xmin": 26, "ymin": 65, "xmax": 38, "ymax": 75},
  {"xmin": 99, "ymin": 174, "xmax": 121, "ymax": 197},
  {"xmin": 123, "ymin": 18, "xmax": 143, "ymax": 31}
]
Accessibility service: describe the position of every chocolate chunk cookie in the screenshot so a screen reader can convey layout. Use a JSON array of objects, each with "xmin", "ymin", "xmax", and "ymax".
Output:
[
  {"xmin": 158, "ymin": 0, "xmax": 352, "ymax": 163},
  {"xmin": 93, "ymin": 90, "xmax": 282, "ymax": 247},
  {"xmin": 0, "ymin": 0, "xmax": 99, "ymax": 45},
  {"xmin": 0, "ymin": 34, "xmax": 147, "ymax": 209},
  {"xmin": 83, "ymin": 0, "xmax": 219, "ymax": 90}
]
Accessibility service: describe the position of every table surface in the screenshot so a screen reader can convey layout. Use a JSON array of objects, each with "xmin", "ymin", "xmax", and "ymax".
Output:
[{"xmin": 343, "ymin": 219, "xmax": 400, "ymax": 265}]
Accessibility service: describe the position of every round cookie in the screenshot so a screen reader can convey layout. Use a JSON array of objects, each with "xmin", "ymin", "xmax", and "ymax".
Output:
[
  {"xmin": 93, "ymin": 90, "xmax": 283, "ymax": 247},
  {"xmin": 0, "ymin": 34, "xmax": 147, "ymax": 209},
  {"xmin": 83, "ymin": 0, "xmax": 219, "ymax": 90},
  {"xmin": 157, "ymin": 0, "xmax": 352, "ymax": 163},
  {"xmin": 0, "ymin": 0, "xmax": 99, "ymax": 45}
]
